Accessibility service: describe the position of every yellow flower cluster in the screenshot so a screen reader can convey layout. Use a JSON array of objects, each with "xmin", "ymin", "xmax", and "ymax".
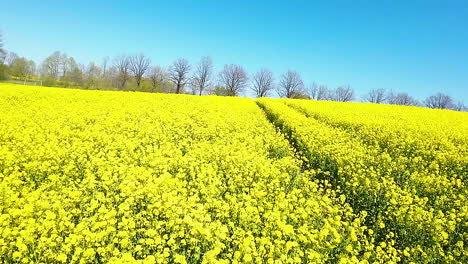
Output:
[
  {"xmin": 1, "ymin": 84, "xmax": 373, "ymax": 263},
  {"xmin": 257, "ymin": 98, "xmax": 467, "ymax": 263},
  {"xmin": 283, "ymin": 99, "xmax": 467, "ymax": 212}
]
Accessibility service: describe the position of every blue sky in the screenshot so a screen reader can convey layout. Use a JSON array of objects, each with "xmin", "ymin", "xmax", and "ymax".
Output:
[{"xmin": 1, "ymin": 0, "xmax": 468, "ymax": 101}]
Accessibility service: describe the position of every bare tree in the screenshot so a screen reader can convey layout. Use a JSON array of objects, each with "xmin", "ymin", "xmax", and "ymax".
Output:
[
  {"xmin": 307, "ymin": 83, "xmax": 329, "ymax": 100},
  {"xmin": 102, "ymin": 56, "xmax": 109, "ymax": 77},
  {"xmin": 188, "ymin": 79, "xmax": 197, "ymax": 95},
  {"xmin": 40, "ymin": 51, "xmax": 61, "ymax": 79},
  {"xmin": 168, "ymin": 58, "xmax": 191, "ymax": 94},
  {"xmin": 387, "ymin": 92, "xmax": 419, "ymax": 106},
  {"xmin": 453, "ymin": 101, "xmax": 467, "ymax": 112},
  {"xmin": 363, "ymin": 88, "xmax": 387, "ymax": 103},
  {"xmin": 307, "ymin": 83, "xmax": 318, "ymax": 99},
  {"xmin": 0, "ymin": 32, "xmax": 6, "ymax": 65},
  {"xmin": 130, "ymin": 53, "xmax": 151, "ymax": 88},
  {"xmin": 60, "ymin": 53, "xmax": 70, "ymax": 78},
  {"xmin": 330, "ymin": 85, "xmax": 354, "ymax": 102},
  {"xmin": 84, "ymin": 62, "xmax": 102, "ymax": 89},
  {"xmin": 6, "ymin": 52, "xmax": 19, "ymax": 67},
  {"xmin": 191, "ymin": 56, "xmax": 213, "ymax": 96},
  {"xmin": 318, "ymin": 86, "xmax": 329, "ymax": 100},
  {"xmin": 28, "ymin": 60, "xmax": 37, "ymax": 76},
  {"xmin": 219, "ymin": 64, "xmax": 249, "ymax": 96},
  {"xmin": 38, "ymin": 51, "xmax": 76, "ymax": 80},
  {"xmin": 113, "ymin": 55, "xmax": 131, "ymax": 90},
  {"xmin": 148, "ymin": 66, "xmax": 166, "ymax": 92},
  {"xmin": 277, "ymin": 70, "xmax": 304, "ymax": 98},
  {"xmin": 64, "ymin": 60, "xmax": 84, "ymax": 86},
  {"xmin": 251, "ymin": 68, "xmax": 274, "ymax": 97},
  {"xmin": 423, "ymin": 93, "xmax": 454, "ymax": 109}
]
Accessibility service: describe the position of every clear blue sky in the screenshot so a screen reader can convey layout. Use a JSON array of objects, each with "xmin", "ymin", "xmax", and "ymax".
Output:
[{"xmin": 1, "ymin": 0, "xmax": 468, "ymax": 101}]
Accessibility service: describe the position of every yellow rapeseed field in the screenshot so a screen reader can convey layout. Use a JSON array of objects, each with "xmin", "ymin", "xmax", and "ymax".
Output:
[
  {"xmin": 0, "ymin": 83, "xmax": 466, "ymax": 263},
  {"xmin": 257, "ymin": 98, "xmax": 467, "ymax": 263}
]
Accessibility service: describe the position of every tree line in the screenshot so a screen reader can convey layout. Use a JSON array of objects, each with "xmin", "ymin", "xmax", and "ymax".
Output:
[{"xmin": 0, "ymin": 33, "xmax": 465, "ymax": 111}]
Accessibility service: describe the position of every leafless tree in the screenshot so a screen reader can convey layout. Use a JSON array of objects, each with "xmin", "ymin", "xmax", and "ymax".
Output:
[
  {"xmin": 219, "ymin": 64, "xmax": 249, "ymax": 96},
  {"xmin": 192, "ymin": 56, "xmax": 213, "ymax": 96},
  {"xmin": 363, "ymin": 88, "xmax": 387, "ymax": 103},
  {"xmin": 62, "ymin": 57, "xmax": 82, "ymax": 83},
  {"xmin": 26, "ymin": 60, "xmax": 36, "ymax": 76},
  {"xmin": 39, "ymin": 51, "xmax": 76, "ymax": 80},
  {"xmin": 423, "ymin": 93, "xmax": 454, "ymax": 109},
  {"xmin": 60, "ymin": 53, "xmax": 70, "ymax": 78},
  {"xmin": 453, "ymin": 101, "xmax": 467, "ymax": 112},
  {"xmin": 277, "ymin": 70, "xmax": 304, "ymax": 98},
  {"xmin": 148, "ymin": 66, "xmax": 166, "ymax": 92},
  {"xmin": 387, "ymin": 92, "xmax": 419, "ymax": 106},
  {"xmin": 40, "ymin": 51, "xmax": 61, "ymax": 79},
  {"xmin": 0, "ymin": 32, "xmax": 6, "ymax": 64},
  {"xmin": 168, "ymin": 58, "xmax": 191, "ymax": 94},
  {"xmin": 251, "ymin": 68, "xmax": 274, "ymax": 97},
  {"xmin": 84, "ymin": 62, "xmax": 102, "ymax": 89},
  {"xmin": 307, "ymin": 83, "xmax": 318, "ymax": 99},
  {"xmin": 130, "ymin": 53, "xmax": 151, "ymax": 88},
  {"xmin": 6, "ymin": 52, "xmax": 19, "ymax": 67},
  {"xmin": 113, "ymin": 55, "xmax": 131, "ymax": 90},
  {"xmin": 102, "ymin": 56, "xmax": 109, "ymax": 77},
  {"xmin": 329, "ymin": 85, "xmax": 354, "ymax": 102},
  {"xmin": 307, "ymin": 83, "xmax": 329, "ymax": 100},
  {"xmin": 188, "ymin": 79, "xmax": 197, "ymax": 95},
  {"xmin": 64, "ymin": 60, "xmax": 84, "ymax": 85}
]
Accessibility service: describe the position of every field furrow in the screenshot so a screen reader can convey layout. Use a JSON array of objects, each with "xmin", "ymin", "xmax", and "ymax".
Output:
[
  {"xmin": 257, "ymin": 98, "xmax": 467, "ymax": 263},
  {"xmin": 1, "ymin": 84, "xmax": 371, "ymax": 263},
  {"xmin": 282, "ymin": 100, "xmax": 468, "ymax": 234}
]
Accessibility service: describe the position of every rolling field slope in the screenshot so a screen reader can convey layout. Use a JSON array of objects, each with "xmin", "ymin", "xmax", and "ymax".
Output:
[{"xmin": 0, "ymin": 83, "xmax": 467, "ymax": 263}]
